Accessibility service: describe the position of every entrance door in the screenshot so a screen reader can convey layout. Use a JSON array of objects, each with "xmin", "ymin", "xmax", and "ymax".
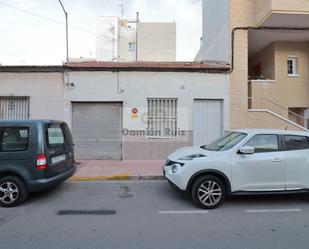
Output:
[{"xmin": 193, "ymin": 100, "xmax": 223, "ymax": 145}]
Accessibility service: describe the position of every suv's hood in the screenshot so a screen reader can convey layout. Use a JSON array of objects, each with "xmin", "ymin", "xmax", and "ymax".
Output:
[{"xmin": 167, "ymin": 146, "xmax": 219, "ymax": 161}]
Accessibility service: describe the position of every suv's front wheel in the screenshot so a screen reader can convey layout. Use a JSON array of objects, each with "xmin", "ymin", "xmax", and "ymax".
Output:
[
  {"xmin": 0, "ymin": 176, "xmax": 28, "ymax": 207},
  {"xmin": 191, "ymin": 175, "xmax": 226, "ymax": 209}
]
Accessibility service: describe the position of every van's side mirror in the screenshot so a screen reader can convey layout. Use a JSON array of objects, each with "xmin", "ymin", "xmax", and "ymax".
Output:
[{"xmin": 238, "ymin": 146, "xmax": 255, "ymax": 155}]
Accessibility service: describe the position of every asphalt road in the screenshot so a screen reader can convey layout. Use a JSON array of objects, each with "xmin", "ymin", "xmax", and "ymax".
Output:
[{"xmin": 1, "ymin": 181, "xmax": 309, "ymax": 249}]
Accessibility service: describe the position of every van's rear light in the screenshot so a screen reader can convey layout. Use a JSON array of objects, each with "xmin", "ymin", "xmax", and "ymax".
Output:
[{"xmin": 36, "ymin": 154, "xmax": 47, "ymax": 170}]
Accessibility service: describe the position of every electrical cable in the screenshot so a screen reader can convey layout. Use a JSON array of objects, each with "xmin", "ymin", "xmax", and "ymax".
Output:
[{"xmin": 0, "ymin": 2, "xmax": 114, "ymax": 42}]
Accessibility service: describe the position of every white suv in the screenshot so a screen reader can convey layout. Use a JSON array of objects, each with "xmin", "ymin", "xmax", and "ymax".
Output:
[{"xmin": 163, "ymin": 129, "xmax": 309, "ymax": 209}]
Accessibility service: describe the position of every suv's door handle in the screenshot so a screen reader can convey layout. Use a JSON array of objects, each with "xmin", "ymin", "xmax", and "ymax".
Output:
[{"xmin": 272, "ymin": 158, "xmax": 283, "ymax": 163}]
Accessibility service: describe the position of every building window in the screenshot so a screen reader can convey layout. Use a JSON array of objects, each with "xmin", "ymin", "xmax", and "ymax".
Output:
[
  {"xmin": 0, "ymin": 97, "xmax": 30, "ymax": 119},
  {"xmin": 147, "ymin": 98, "xmax": 178, "ymax": 138},
  {"xmin": 128, "ymin": 42, "xmax": 136, "ymax": 52},
  {"xmin": 287, "ymin": 57, "xmax": 298, "ymax": 76}
]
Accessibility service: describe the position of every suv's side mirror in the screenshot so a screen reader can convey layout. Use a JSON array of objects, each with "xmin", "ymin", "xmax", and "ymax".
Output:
[{"xmin": 238, "ymin": 146, "xmax": 255, "ymax": 155}]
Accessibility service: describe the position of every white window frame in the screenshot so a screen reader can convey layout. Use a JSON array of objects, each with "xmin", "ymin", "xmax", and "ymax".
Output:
[
  {"xmin": 147, "ymin": 98, "xmax": 178, "ymax": 139},
  {"xmin": 287, "ymin": 56, "xmax": 299, "ymax": 77},
  {"xmin": 128, "ymin": 42, "xmax": 136, "ymax": 52}
]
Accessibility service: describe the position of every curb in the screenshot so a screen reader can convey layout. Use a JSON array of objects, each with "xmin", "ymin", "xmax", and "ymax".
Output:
[{"xmin": 69, "ymin": 174, "xmax": 165, "ymax": 182}]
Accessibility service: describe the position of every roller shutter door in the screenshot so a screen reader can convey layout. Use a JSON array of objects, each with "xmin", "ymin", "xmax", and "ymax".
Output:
[
  {"xmin": 193, "ymin": 100, "xmax": 223, "ymax": 145},
  {"xmin": 72, "ymin": 102, "xmax": 122, "ymax": 160}
]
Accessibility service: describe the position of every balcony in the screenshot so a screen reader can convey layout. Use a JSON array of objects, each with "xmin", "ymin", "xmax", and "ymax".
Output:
[{"xmin": 254, "ymin": 0, "xmax": 309, "ymax": 27}]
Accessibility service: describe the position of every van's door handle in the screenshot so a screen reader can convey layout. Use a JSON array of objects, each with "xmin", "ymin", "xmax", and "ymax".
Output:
[{"xmin": 272, "ymin": 158, "xmax": 283, "ymax": 163}]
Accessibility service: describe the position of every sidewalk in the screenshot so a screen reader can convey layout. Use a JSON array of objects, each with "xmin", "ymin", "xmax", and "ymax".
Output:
[{"xmin": 70, "ymin": 160, "xmax": 165, "ymax": 181}]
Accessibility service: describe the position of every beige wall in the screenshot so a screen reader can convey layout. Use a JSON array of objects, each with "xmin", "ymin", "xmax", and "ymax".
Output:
[
  {"xmin": 137, "ymin": 23, "xmax": 176, "ymax": 62},
  {"xmin": 229, "ymin": 0, "xmax": 255, "ymax": 129},
  {"xmin": 254, "ymin": 0, "xmax": 272, "ymax": 25},
  {"xmin": 275, "ymin": 42, "xmax": 309, "ymax": 108},
  {"xmin": 230, "ymin": 1, "xmax": 309, "ymax": 130},
  {"xmin": 272, "ymin": 0, "xmax": 309, "ymax": 13},
  {"xmin": 249, "ymin": 43, "xmax": 275, "ymax": 80},
  {"xmin": 254, "ymin": 0, "xmax": 309, "ymax": 26},
  {"xmin": 247, "ymin": 111, "xmax": 305, "ymax": 132},
  {"xmin": 250, "ymin": 42, "xmax": 309, "ymax": 121}
]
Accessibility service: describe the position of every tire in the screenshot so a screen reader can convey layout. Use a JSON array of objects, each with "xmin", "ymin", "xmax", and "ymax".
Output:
[
  {"xmin": 191, "ymin": 175, "xmax": 226, "ymax": 209},
  {"xmin": 0, "ymin": 176, "xmax": 28, "ymax": 208}
]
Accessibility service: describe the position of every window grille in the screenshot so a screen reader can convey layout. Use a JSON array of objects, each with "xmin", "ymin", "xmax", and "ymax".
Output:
[
  {"xmin": 0, "ymin": 97, "xmax": 30, "ymax": 119},
  {"xmin": 147, "ymin": 98, "xmax": 177, "ymax": 138}
]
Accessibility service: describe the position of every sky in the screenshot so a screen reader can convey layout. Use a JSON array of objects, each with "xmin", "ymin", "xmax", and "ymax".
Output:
[{"xmin": 0, "ymin": 0, "xmax": 202, "ymax": 65}]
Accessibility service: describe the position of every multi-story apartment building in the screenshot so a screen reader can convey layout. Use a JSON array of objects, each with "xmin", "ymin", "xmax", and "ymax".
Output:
[
  {"xmin": 96, "ymin": 15, "xmax": 176, "ymax": 62},
  {"xmin": 196, "ymin": 0, "xmax": 309, "ymax": 131}
]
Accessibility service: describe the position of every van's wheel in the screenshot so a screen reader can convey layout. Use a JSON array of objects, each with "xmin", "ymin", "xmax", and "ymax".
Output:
[
  {"xmin": 191, "ymin": 175, "xmax": 226, "ymax": 209},
  {"xmin": 0, "ymin": 176, "xmax": 28, "ymax": 207}
]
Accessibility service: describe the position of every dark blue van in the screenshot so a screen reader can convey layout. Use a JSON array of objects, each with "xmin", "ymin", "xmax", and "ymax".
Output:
[{"xmin": 0, "ymin": 120, "xmax": 76, "ymax": 207}]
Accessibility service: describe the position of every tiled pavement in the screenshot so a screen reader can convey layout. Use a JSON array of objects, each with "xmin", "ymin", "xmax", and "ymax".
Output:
[{"xmin": 71, "ymin": 160, "xmax": 165, "ymax": 181}]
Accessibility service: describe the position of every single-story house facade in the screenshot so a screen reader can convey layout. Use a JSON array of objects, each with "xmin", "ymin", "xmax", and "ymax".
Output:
[{"xmin": 0, "ymin": 62, "xmax": 230, "ymax": 160}]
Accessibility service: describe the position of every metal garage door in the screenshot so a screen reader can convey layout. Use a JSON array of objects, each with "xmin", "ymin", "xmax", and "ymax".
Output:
[
  {"xmin": 72, "ymin": 103, "xmax": 123, "ymax": 160},
  {"xmin": 193, "ymin": 100, "xmax": 223, "ymax": 146}
]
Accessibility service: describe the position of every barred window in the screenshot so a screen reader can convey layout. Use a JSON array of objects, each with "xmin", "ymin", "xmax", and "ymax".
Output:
[
  {"xmin": 147, "ymin": 98, "xmax": 177, "ymax": 138},
  {"xmin": 0, "ymin": 97, "xmax": 30, "ymax": 119}
]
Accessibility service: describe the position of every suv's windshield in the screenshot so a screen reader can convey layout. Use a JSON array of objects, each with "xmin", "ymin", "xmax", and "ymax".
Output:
[{"xmin": 201, "ymin": 132, "xmax": 247, "ymax": 151}]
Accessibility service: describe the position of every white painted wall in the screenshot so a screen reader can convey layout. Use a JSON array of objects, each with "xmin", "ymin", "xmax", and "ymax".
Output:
[
  {"xmin": 0, "ymin": 73, "xmax": 64, "ymax": 120},
  {"xmin": 195, "ymin": 0, "xmax": 230, "ymax": 63},
  {"xmin": 118, "ymin": 24, "xmax": 137, "ymax": 62},
  {"xmin": 96, "ymin": 16, "xmax": 176, "ymax": 62},
  {"xmin": 0, "ymin": 71, "xmax": 229, "ymax": 135},
  {"xmin": 96, "ymin": 16, "xmax": 119, "ymax": 61},
  {"xmin": 137, "ymin": 23, "xmax": 176, "ymax": 62},
  {"xmin": 65, "ymin": 71, "xmax": 229, "ymax": 131}
]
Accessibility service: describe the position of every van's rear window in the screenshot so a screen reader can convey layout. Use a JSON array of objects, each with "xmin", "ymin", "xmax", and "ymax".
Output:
[
  {"xmin": 46, "ymin": 124, "xmax": 65, "ymax": 148},
  {"xmin": 0, "ymin": 127, "xmax": 29, "ymax": 152}
]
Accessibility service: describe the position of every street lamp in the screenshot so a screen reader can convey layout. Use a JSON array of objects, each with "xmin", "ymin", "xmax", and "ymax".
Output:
[{"xmin": 58, "ymin": 0, "xmax": 69, "ymax": 63}]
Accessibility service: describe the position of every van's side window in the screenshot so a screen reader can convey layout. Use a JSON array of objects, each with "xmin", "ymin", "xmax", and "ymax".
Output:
[
  {"xmin": 0, "ymin": 127, "xmax": 29, "ymax": 152},
  {"xmin": 47, "ymin": 125, "xmax": 65, "ymax": 148}
]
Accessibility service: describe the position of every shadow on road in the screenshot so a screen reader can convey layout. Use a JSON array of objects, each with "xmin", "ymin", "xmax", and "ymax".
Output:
[
  {"xmin": 225, "ymin": 193, "xmax": 309, "ymax": 206},
  {"xmin": 26, "ymin": 182, "xmax": 75, "ymax": 204}
]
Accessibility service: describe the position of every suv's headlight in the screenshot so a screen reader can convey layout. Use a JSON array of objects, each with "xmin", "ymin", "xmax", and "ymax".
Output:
[{"xmin": 178, "ymin": 154, "xmax": 206, "ymax": 161}]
